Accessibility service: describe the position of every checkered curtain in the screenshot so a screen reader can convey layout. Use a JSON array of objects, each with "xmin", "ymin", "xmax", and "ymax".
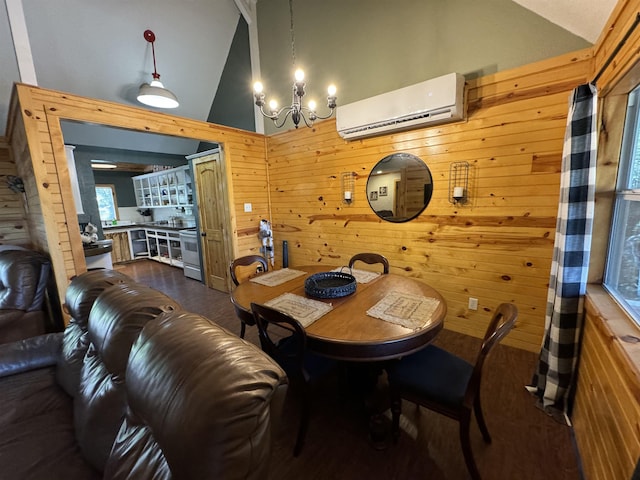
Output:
[{"xmin": 528, "ymin": 83, "xmax": 598, "ymax": 418}]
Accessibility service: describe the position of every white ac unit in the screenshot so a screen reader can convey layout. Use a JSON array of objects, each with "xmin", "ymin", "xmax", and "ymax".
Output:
[{"xmin": 336, "ymin": 72, "xmax": 466, "ymax": 140}]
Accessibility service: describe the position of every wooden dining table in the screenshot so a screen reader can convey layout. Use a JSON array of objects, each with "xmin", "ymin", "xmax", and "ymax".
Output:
[{"xmin": 230, "ymin": 265, "xmax": 447, "ymax": 362}]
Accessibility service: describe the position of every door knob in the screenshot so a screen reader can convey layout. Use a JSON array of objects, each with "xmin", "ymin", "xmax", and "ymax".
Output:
[{"xmin": 201, "ymin": 232, "xmax": 206, "ymax": 237}]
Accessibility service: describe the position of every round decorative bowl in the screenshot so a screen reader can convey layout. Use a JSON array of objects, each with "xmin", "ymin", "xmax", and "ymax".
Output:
[{"xmin": 304, "ymin": 271, "xmax": 357, "ymax": 299}]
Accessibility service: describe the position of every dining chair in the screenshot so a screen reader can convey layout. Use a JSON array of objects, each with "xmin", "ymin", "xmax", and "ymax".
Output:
[
  {"xmin": 251, "ymin": 302, "xmax": 336, "ymax": 457},
  {"xmin": 385, "ymin": 303, "xmax": 518, "ymax": 480},
  {"xmin": 229, "ymin": 255, "xmax": 268, "ymax": 338},
  {"xmin": 348, "ymin": 252, "xmax": 390, "ymax": 274}
]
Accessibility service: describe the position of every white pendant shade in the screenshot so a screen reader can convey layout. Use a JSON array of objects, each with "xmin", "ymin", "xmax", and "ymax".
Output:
[{"xmin": 137, "ymin": 80, "xmax": 179, "ymax": 109}]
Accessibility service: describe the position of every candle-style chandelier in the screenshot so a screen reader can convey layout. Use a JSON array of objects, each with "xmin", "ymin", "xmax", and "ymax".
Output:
[{"xmin": 252, "ymin": 0, "xmax": 337, "ymax": 129}]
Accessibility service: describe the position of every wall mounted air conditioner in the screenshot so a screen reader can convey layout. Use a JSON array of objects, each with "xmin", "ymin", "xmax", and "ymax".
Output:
[{"xmin": 336, "ymin": 72, "xmax": 466, "ymax": 140}]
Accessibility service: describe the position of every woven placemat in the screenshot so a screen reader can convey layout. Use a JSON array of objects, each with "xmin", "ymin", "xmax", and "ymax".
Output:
[
  {"xmin": 249, "ymin": 268, "xmax": 306, "ymax": 287},
  {"xmin": 366, "ymin": 291, "xmax": 440, "ymax": 330},
  {"xmin": 265, "ymin": 292, "xmax": 333, "ymax": 327},
  {"xmin": 331, "ymin": 267, "xmax": 380, "ymax": 284}
]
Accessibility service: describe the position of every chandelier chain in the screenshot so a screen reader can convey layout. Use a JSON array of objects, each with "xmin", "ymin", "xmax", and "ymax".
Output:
[{"xmin": 289, "ymin": 0, "xmax": 296, "ymax": 69}]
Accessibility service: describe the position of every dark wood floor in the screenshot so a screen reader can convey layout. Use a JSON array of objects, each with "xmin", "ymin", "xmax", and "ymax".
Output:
[{"xmin": 116, "ymin": 260, "xmax": 582, "ymax": 480}]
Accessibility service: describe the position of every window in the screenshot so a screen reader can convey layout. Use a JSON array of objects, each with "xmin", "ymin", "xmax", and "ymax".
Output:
[
  {"xmin": 604, "ymin": 85, "xmax": 640, "ymax": 323},
  {"xmin": 95, "ymin": 184, "xmax": 118, "ymax": 222}
]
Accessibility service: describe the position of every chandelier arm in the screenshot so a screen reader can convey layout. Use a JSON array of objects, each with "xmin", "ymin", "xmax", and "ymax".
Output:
[
  {"xmin": 299, "ymin": 111, "xmax": 313, "ymax": 128},
  {"xmin": 258, "ymin": 104, "xmax": 280, "ymax": 120},
  {"xmin": 307, "ymin": 108, "xmax": 336, "ymax": 121},
  {"xmin": 300, "ymin": 105, "xmax": 335, "ymax": 121},
  {"xmin": 273, "ymin": 109, "xmax": 295, "ymax": 128}
]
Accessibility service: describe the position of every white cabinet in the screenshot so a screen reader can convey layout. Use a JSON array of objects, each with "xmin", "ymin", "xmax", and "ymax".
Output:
[
  {"xmin": 129, "ymin": 228, "xmax": 150, "ymax": 259},
  {"xmin": 133, "ymin": 166, "xmax": 193, "ymax": 208},
  {"xmin": 146, "ymin": 229, "xmax": 183, "ymax": 267}
]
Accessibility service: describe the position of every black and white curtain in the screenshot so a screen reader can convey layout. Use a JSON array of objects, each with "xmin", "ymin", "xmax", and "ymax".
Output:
[{"xmin": 528, "ymin": 83, "xmax": 598, "ymax": 419}]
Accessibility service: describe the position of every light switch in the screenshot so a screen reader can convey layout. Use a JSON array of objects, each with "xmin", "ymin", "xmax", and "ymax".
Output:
[{"xmin": 244, "ymin": 203, "xmax": 252, "ymax": 212}]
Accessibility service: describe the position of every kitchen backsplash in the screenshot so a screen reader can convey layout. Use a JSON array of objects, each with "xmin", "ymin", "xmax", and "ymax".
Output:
[{"xmin": 105, "ymin": 206, "xmax": 196, "ymax": 228}]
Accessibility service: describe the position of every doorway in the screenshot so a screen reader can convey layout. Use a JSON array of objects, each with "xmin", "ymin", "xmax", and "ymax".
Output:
[{"xmin": 190, "ymin": 149, "xmax": 233, "ymax": 292}]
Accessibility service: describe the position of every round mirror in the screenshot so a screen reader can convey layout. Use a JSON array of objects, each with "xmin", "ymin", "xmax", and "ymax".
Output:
[{"xmin": 367, "ymin": 153, "xmax": 433, "ymax": 222}]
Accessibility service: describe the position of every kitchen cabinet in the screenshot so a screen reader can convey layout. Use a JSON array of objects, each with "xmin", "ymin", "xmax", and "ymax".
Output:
[
  {"xmin": 104, "ymin": 231, "xmax": 131, "ymax": 264},
  {"xmin": 103, "ymin": 228, "xmax": 149, "ymax": 264},
  {"xmin": 129, "ymin": 228, "xmax": 150, "ymax": 260},
  {"xmin": 146, "ymin": 229, "xmax": 183, "ymax": 267},
  {"xmin": 133, "ymin": 166, "xmax": 193, "ymax": 208}
]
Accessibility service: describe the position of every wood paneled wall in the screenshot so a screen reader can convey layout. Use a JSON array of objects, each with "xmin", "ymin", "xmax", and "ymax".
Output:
[
  {"xmin": 266, "ymin": 50, "xmax": 592, "ymax": 352},
  {"xmin": 572, "ymin": 1, "xmax": 640, "ymax": 478},
  {"xmin": 0, "ymin": 137, "xmax": 30, "ymax": 246},
  {"xmin": 6, "ymin": 84, "xmax": 268, "ymax": 305},
  {"xmin": 573, "ymin": 288, "xmax": 640, "ymax": 480}
]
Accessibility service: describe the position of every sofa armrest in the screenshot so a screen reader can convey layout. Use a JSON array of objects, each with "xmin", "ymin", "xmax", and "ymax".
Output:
[{"xmin": 0, "ymin": 332, "xmax": 62, "ymax": 378}]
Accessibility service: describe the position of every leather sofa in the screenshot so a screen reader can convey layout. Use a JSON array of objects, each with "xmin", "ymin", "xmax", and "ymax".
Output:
[
  {"xmin": 0, "ymin": 248, "xmax": 55, "ymax": 344},
  {"xmin": 0, "ymin": 269, "xmax": 288, "ymax": 479}
]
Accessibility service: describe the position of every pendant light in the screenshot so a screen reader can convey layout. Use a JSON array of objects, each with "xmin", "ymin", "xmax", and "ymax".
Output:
[{"xmin": 137, "ymin": 30, "xmax": 179, "ymax": 109}]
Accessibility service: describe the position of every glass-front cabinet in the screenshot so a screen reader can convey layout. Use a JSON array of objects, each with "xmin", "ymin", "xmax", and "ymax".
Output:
[{"xmin": 133, "ymin": 166, "xmax": 193, "ymax": 208}]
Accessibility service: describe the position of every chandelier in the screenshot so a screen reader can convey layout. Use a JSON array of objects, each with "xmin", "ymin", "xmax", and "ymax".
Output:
[{"xmin": 252, "ymin": 0, "xmax": 337, "ymax": 129}]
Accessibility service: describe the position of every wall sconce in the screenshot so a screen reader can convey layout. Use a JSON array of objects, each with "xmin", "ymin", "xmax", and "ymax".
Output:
[
  {"xmin": 341, "ymin": 172, "xmax": 356, "ymax": 204},
  {"xmin": 449, "ymin": 161, "xmax": 469, "ymax": 204}
]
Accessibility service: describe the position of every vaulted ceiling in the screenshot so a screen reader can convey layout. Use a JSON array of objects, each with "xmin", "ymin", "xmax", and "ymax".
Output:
[
  {"xmin": 514, "ymin": 0, "xmax": 617, "ymax": 44},
  {"xmin": 0, "ymin": 0, "xmax": 618, "ymax": 154}
]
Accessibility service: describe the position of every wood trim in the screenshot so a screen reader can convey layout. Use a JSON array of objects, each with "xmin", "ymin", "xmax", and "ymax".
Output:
[
  {"xmin": 44, "ymin": 111, "xmax": 86, "ymax": 273},
  {"xmin": 8, "ymin": 83, "xmax": 270, "ymax": 308}
]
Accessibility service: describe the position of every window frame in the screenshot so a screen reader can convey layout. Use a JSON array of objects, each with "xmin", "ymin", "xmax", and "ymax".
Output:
[
  {"xmin": 603, "ymin": 85, "xmax": 640, "ymax": 326},
  {"xmin": 95, "ymin": 184, "xmax": 119, "ymax": 222}
]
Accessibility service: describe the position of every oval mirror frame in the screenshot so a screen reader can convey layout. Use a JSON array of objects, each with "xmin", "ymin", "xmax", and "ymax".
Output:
[{"xmin": 366, "ymin": 152, "xmax": 433, "ymax": 223}]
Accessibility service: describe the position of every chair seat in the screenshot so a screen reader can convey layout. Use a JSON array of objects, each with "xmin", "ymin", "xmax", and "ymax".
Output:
[
  {"xmin": 278, "ymin": 336, "xmax": 335, "ymax": 380},
  {"xmin": 387, "ymin": 344, "xmax": 473, "ymax": 408}
]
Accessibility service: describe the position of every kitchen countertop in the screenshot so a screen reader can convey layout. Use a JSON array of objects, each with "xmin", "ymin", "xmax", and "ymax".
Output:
[
  {"xmin": 102, "ymin": 222, "xmax": 196, "ymax": 231},
  {"xmin": 83, "ymin": 243, "xmax": 113, "ymax": 257}
]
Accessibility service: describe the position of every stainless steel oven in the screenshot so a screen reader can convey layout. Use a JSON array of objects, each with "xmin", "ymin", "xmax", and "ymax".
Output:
[{"xmin": 179, "ymin": 229, "xmax": 202, "ymax": 281}]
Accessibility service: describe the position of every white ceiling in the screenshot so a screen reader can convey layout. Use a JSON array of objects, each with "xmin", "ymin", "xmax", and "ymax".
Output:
[{"xmin": 513, "ymin": 0, "xmax": 617, "ymax": 43}]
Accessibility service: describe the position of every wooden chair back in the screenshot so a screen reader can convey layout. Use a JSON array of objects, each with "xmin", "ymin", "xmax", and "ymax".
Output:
[
  {"xmin": 464, "ymin": 303, "xmax": 518, "ymax": 408},
  {"xmin": 251, "ymin": 302, "xmax": 307, "ymax": 383},
  {"xmin": 348, "ymin": 252, "xmax": 390, "ymax": 274},
  {"xmin": 230, "ymin": 255, "xmax": 268, "ymax": 286}
]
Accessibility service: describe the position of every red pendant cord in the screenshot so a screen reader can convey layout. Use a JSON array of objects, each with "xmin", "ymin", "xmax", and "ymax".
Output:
[{"xmin": 143, "ymin": 30, "xmax": 160, "ymax": 80}]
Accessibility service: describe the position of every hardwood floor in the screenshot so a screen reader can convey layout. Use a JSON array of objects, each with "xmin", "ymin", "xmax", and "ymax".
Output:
[{"xmin": 116, "ymin": 260, "xmax": 582, "ymax": 480}]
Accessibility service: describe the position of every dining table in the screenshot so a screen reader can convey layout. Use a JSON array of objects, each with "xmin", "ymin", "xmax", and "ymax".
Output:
[{"xmin": 230, "ymin": 265, "xmax": 447, "ymax": 362}]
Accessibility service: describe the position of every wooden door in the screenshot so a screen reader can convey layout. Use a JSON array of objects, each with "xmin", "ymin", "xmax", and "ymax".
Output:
[{"xmin": 193, "ymin": 151, "xmax": 231, "ymax": 292}]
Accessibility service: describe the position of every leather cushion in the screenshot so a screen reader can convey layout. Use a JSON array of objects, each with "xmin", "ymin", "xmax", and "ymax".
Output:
[
  {"xmin": 74, "ymin": 283, "xmax": 180, "ymax": 472},
  {"xmin": 0, "ymin": 366, "xmax": 99, "ymax": 479},
  {"xmin": 0, "ymin": 250, "xmax": 50, "ymax": 312},
  {"xmin": 56, "ymin": 269, "xmax": 132, "ymax": 397},
  {"xmin": 104, "ymin": 310, "xmax": 287, "ymax": 480}
]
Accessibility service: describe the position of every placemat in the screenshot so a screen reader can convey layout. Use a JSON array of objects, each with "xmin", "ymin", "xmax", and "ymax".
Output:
[
  {"xmin": 366, "ymin": 291, "xmax": 440, "ymax": 330},
  {"xmin": 249, "ymin": 268, "xmax": 307, "ymax": 287},
  {"xmin": 331, "ymin": 267, "xmax": 380, "ymax": 284},
  {"xmin": 264, "ymin": 293, "xmax": 333, "ymax": 327}
]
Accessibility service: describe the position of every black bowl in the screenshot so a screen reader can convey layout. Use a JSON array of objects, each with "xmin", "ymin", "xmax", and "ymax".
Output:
[{"xmin": 304, "ymin": 271, "xmax": 357, "ymax": 299}]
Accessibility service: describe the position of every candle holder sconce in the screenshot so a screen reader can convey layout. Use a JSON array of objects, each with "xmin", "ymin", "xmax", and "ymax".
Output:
[
  {"xmin": 341, "ymin": 172, "xmax": 356, "ymax": 205},
  {"xmin": 449, "ymin": 161, "xmax": 469, "ymax": 204}
]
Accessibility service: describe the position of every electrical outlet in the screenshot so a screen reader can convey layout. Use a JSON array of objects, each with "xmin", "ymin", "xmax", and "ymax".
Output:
[
  {"xmin": 243, "ymin": 203, "xmax": 252, "ymax": 213},
  {"xmin": 468, "ymin": 297, "xmax": 478, "ymax": 310}
]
